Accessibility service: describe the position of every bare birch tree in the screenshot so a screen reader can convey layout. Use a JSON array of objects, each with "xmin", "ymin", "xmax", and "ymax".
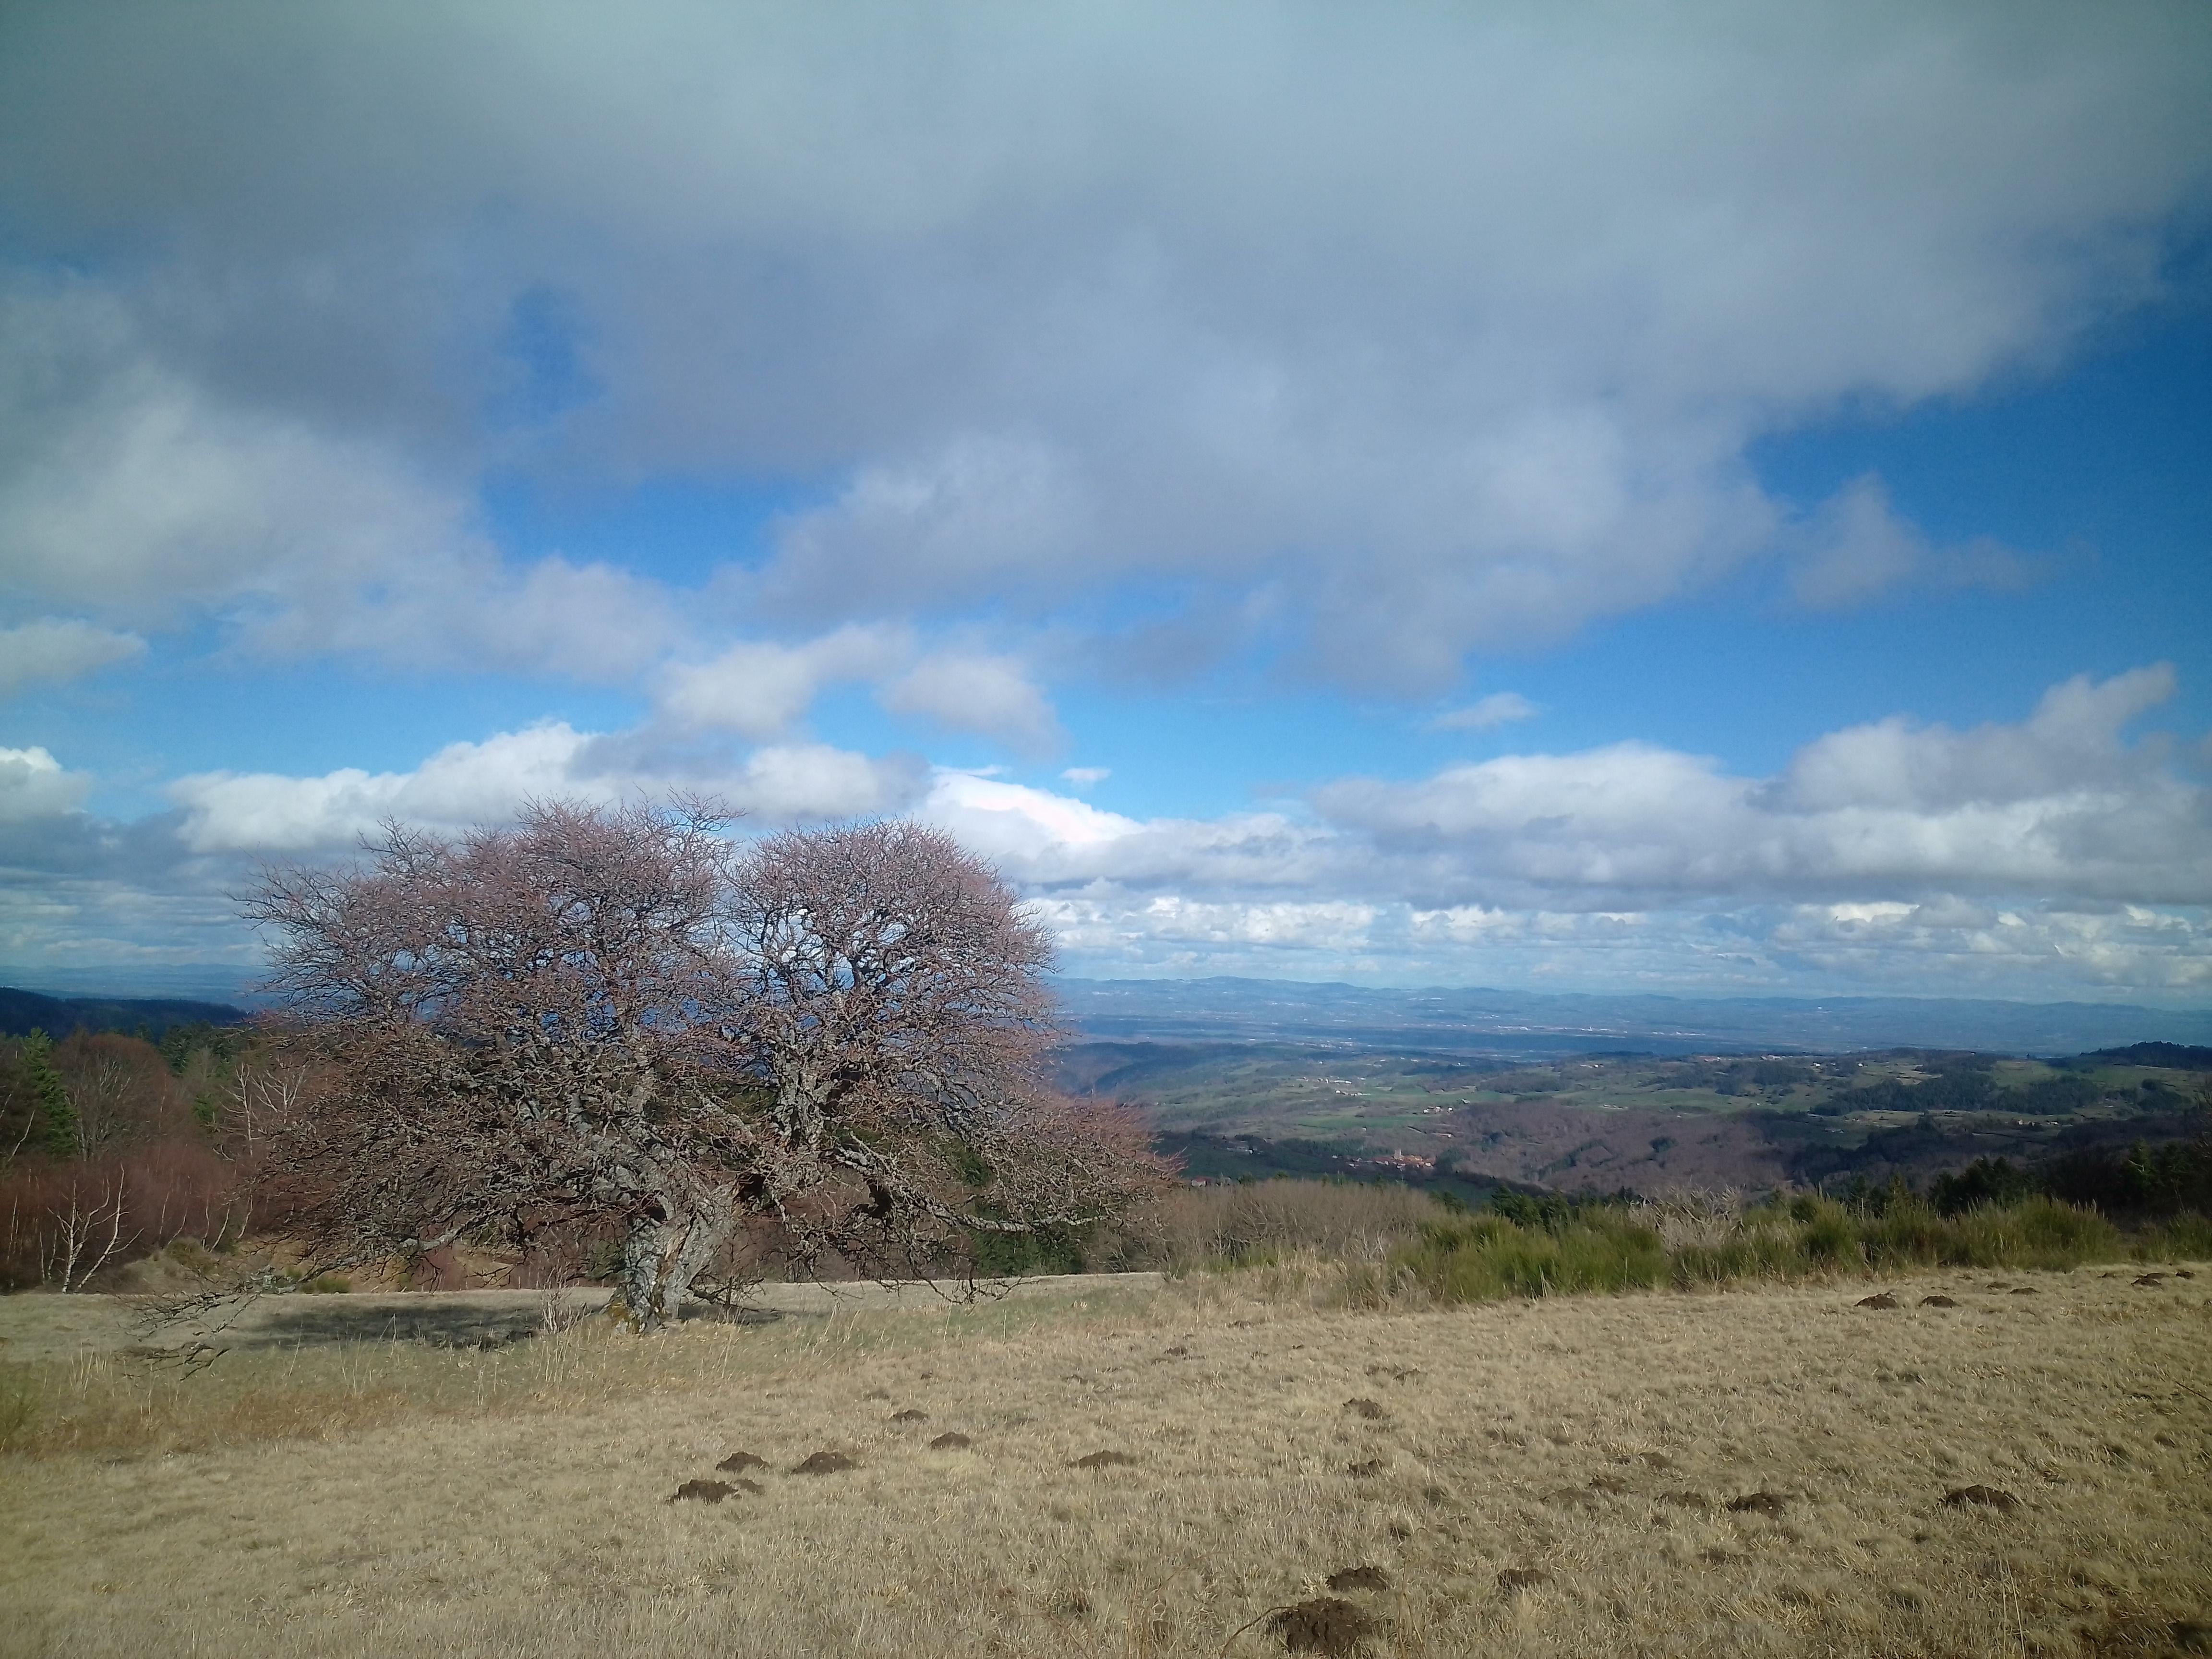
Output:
[{"xmin": 244, "ymin": 802, "xmax": 1166, "ymax": 1330}]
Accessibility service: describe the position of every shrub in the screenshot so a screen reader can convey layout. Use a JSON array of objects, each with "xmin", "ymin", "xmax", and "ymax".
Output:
[{"xmin": 1396, "ymin": 1210, "xmax": 1669, "ymax": 1301}]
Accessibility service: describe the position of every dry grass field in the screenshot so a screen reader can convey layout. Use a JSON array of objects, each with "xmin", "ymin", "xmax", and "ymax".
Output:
[{"xmin": 3, "ymin": 1263, "xmax": 2209, "ymax": 1658}]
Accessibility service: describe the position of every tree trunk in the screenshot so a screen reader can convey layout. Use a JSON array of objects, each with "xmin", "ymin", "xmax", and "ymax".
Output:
[{"xmin": 616, "ymin": 1186, "xmax": 734, "ymax": 1332}]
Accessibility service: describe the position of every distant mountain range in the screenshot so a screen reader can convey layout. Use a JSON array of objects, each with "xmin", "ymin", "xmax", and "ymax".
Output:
[
  {"xmin": 1052, "ymin": 976, "xmax": 2212, "ymax": 1058},
  {"xmin": 0, "ymin": 986, "xmax": 249, "ymax": 1041}
]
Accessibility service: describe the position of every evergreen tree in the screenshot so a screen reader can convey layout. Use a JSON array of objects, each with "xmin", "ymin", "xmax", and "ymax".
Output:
[{"xmin": 18, "ymin": 1030, "xmax": 79, "ymax": 1158}]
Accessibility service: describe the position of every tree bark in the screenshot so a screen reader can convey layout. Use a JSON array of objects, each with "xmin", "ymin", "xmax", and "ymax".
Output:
[{"xmin": 616, "ymin": 1186, "xmax": 733, "ymax": 1332}]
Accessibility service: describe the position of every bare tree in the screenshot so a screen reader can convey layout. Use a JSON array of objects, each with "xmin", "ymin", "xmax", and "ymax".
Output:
[
  {"xmin": 716, "ymin": 820, "xmax": 1166, "ymax": 1279},
  {"xmin": 44, "ymin": 1168, "xmax": 135, "ymax": 1292},
  {"xmin": 245, "ymin": 802, "xmax": 1166, "ymax": 1330}
]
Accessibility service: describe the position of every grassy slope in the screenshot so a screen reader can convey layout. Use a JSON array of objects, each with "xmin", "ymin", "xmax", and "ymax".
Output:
[{"xmin": 3, "ymin": 1267, "xmax": 2209, "ymax": 1657}]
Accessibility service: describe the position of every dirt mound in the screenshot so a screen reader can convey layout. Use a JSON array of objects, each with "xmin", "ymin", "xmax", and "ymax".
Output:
[
  {"xmin": 1496, "ymin": 1568, "xmax": 1550, "ymax": 1592},
  {"xmin": 2134, "ymin": 1274, "xmax": 2167, "ymax": 1287},
  {"xmin": 1325, "ymin": 1565, "xmax": 1391, "ymax": 1592},
  {"xmin": 1659, "ymin": 1491, "xmax": 1711, "ymax": 1508},
  {"xmin": 669, "ymin": 1479, "xmax": 736, "ymax": 1503},
  {"xmin": 1639, "ymin": 1452, "xmax": 1676, "ymax": 1470},
  {"xmin": 1587, "ymin": 1473, "xmax": 1630, "ymax": 1495},
  {"xmin": 1726, "ymin": 1491, "xmax": 1786, "ymax": 1516},
  {"xmin": 1920, "ymin": 1295, "xmax": 1959, "ymax": 1308},
  {"xmin": 1343, "ymin": 1397, "xmax": 1386, "ymax": 1419},
  {"xmin": 1164, "ymin": 1345, "xmax": 1190, "ymax": 1357},
  {"xmin": 2176, "ymin": 1269, "xmax": 2196, "ymax": 1279},
  {"xmin": 1365, "ymin": 1365, "xmax": 1420, "ymax": 1382},
  {"xmin": 1942, "ymin": 1484, "xmax": 2020, "ymax": 1513},
  {"xmin": 1346, "ymin": 1458, "xmax": 1384, "ymax": 1477},
  {"xmin": 928, "ymin": 1431, "xmax": 972, "ymax": 1450},
  {"xmin": 2009, "ymin": 1286, "xmax": 2038, "ymax": 1296},
  {"xmin": 790, "ymin": 1451, "xmax": 857, "ymax": 1475},
  {"xmin": 1270, "ymin": 1596, "xmax": 1375, "ymax": 1655},
  {"xmin": 890, "ymin": 1408, "xmax": 928, "ymax": 1422},
  {"xmin": 1856, "ymin": 1292, "xmax": 1900, "ymax": 1310},
  {"xmin": 2085, "ymin": 1614, "xmax": 2212, "ymax": 1655},
  {"xmin": 716, "ymin": 1451, "xmax": 767, "ymax": 1473},
  {"xmin": 1070, "ymin": 1450, "xmax": 1137, "ymax": 1469}
]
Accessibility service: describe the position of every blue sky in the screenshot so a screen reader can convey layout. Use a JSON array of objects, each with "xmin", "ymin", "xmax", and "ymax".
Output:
[{"xmin": 1, "ymin": 3, "xmax": 2209, "ymax": 1004}]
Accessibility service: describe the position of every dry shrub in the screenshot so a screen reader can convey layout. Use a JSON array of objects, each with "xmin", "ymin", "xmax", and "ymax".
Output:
[{"xmin": 1129, "ymin": 1179, "xmax": 1439, "ymax": 1272}]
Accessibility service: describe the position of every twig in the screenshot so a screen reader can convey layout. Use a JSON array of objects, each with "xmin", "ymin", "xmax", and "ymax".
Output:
[{"xmin": 1216, "ymin": 1605, "xmax": 1293, "ymax": 1658}]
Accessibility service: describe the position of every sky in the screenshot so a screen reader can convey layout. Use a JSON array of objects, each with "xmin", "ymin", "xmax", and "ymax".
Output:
[{"xmin": 1, "ymin": 2, "xmax": 2209, "ymax": 1006}]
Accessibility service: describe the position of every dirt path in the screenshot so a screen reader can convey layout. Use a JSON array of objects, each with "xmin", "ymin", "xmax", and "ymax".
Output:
[{"xmin": 0, "ymin": 1272, "xmax": 1165, "ymax": 1361}]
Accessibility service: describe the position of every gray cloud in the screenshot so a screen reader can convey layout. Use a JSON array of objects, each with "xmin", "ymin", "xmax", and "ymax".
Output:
[
  {"xmin": 0, "ymin": 618, "xmax": 144, "ymax": 696},
  {"xmin": 1787, "ymin": 473, "xmax": 2040, "ymax": 610},
  {"xmin": 2, "ymin": 4, "xmax": 2205, "ymax": 695}
]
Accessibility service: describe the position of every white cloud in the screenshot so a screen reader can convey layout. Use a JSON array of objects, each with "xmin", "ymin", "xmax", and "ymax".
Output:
[
  {"xmin": 728, "ymin": 743, "xmax": 922, "ymax": 822},
  {"xmin": 164, "ymin": 722, "xmax": 926, "ymax": 855},
  {"xmin": 658, "ymin": 630, "xmax": 1062, "ymax": 754},
  {"xmin": 659, "ymin": 625, "xmax": 903, "ymax": 739},
  {"xmin": 896, "ymin": 668, "xmax": 2211, "ymax": 993},
  {"xmin": 0, "ymin": 745, "xmax": 92, "ymax": 821},
  {"xmin": 1780, "ymin": 664, "xmax": 2177, "ymax": 811},
  {"xmin": 881, "ymin": 651, "xmax": 1062, "ymax": 754},
  {"xmin": 919, "ymin": 770, "xmax": 1142, "ymax": 866},
  {"xmin": 1061, "ymin": 767, "xmax": 1110, "ymax": 786},
  {"xmin": 168, "ymin": 724, "xmax": 610, "ymax": 853},
  {"xmin": 8, "ymin": 666, "xmax": 2210, "ymax": 998},
  {"xmin": 1429, "ymin": 693, "xmax": 1538, "ymax": 733},
  {"xmin": 1028, "ymin": 893, "xmax": 1380, "ymax": 958},
  {"xmin": 0, "ymin": 617, "xmax": 145, "ymax": 695}
]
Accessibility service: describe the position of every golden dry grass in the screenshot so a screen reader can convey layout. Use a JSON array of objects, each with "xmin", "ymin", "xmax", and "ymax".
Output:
[{"xmin": 2, "ymin": 1264, "xmax": 2209, "ymax": 1658}]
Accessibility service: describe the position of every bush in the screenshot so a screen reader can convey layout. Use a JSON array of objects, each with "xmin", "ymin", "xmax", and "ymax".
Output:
[{"xmin": 1397, "ymin": 1210, "xmax": 1670, "ymax": 1301}]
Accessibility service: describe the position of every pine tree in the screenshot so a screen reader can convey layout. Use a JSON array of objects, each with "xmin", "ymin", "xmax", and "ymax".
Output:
[{"xmin": 18, "ymin": 1030, "xmax": 79, "ymax": 1159}]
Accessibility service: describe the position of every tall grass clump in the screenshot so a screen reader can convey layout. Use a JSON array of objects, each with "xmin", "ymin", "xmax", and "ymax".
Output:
[
  {"xmin": 1137, "ymin": 1178, "xmax": 1441, "ymax": 1272},
  {"xmin": 1401, "ymin": 1210, "xmax": 1671, "ymax": 1301},
  {"xmin": 2130, "ymin": 1210, "xmax": 2212, "ymax": 1262},
  {"xmin": 1390, "ymin": 1189, "xmax": 2139, "ymax": 1305}
]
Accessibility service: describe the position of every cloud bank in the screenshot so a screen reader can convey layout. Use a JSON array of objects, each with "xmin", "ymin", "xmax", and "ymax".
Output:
[
  {"xmin": 3, "ymin": 670, "xmax": 2203, "ymax": 999},
  {"xmin": 2, "ymin": 4, "xmax": 2207, "ymax": 704}
]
